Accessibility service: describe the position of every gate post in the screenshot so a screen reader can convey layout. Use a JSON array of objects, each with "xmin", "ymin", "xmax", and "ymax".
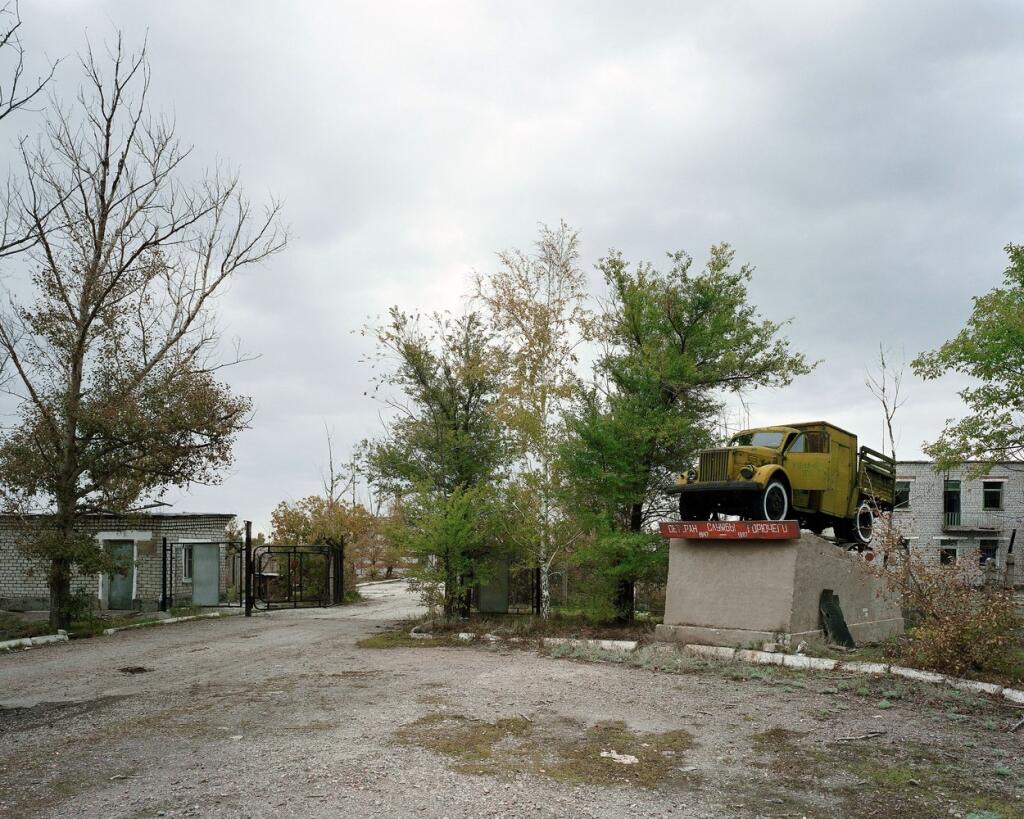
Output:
[
  {"xmin": 160, "ymin": 537, "xmax": 168, "ymax": 612},
  {"xmin": 336, "ymin": 539, "xmax": 344, "ymax": 604},
  {"xmin": 244, "ymin": 520, "xmax": 253, "ymax": 617}
]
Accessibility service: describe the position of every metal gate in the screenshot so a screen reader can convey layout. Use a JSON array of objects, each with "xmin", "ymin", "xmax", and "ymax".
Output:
[{"xmin": 250, "ymin": 543, "xmax": 345, "ymax": 610}]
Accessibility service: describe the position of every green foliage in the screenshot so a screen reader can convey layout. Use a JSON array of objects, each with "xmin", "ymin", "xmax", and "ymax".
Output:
[
  {"xmin": 560, "ymin": 243, "xmax": 812, "ymax": 617},
  {"xmin": 363, "ymin": 309, "xmax": 505, "ymax": 496},
  {"xmin": 401, "ymin": 484, "xmax": 509, "ymax": 616},
  {"xmin": 364, "ymin": 307, "xmax": 509, "ymax": 615},
  {"xmin": 913, "ymin": 243, "xmax": 1024, "ymax": 468},
  {"xmin": 572, "ymin": 531, "xmax": 667, "ymax": 620}
]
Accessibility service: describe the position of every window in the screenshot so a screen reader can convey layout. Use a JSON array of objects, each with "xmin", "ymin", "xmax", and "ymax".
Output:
[
  {"xmin": 182, "ymin": 545, "xmax": 193, "ymax": 581},
  {"xmin": 730, "ymin": 431, "xmax": 785, "ymax": 448},
  {"xmin": 943, "ymin": 480, "xmax": 961, "ymax": 526},
  {"xmin": 788, "ymin": 431, "xmax": 829, "ymax": 454},
  {"xmin": 894, "ymin": 480, "xmax": 912, "ymax": 510},
  {"xmin": 980, "ymin": 539, "xmax": 999, "ymax": 566},
  {"xmin": 940, "ymin": 539, "xmax": 957, "ymax": 565},
  {"xmin": 982, "ymin": 481, "xmax": 1004, "ymax": 510}
]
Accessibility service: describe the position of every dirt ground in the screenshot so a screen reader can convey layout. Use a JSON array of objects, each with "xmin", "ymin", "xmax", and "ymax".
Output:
[{"xmin": 1, "ymin": 581, "xmax": 1022, "ymax": 818}]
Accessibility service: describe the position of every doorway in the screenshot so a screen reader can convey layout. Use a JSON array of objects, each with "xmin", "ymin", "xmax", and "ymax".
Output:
[
  {"xmin": 191, "ymin": 543, "xmax": 221, "ymax": 606},
  {"xmin": 105, "ymin": 540, "xmax": 134, "ymax": 610}
]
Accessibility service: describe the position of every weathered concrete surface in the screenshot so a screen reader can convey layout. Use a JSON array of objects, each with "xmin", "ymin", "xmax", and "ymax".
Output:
[
  {"xmin": 656, "ymin": 531, "xmax": 904, "ymax": 647},
  {"xmin": 1, "ymin": 581, "xmax": 1019, "ymax": 819}
]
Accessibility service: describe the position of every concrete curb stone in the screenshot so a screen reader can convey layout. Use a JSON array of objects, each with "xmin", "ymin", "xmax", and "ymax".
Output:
[{"xmin": 681, "ymin": 642, "xmax": 1024, "ymax": 705}]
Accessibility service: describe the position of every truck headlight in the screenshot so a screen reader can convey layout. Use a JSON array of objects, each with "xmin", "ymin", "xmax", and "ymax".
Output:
[
  {"xmin": 687, "ymin": 468, "xmax": 697, "ymax": 482},
  {"xmin": 740, "ymin": 464, "xmax": 755, "ymax": 479}
]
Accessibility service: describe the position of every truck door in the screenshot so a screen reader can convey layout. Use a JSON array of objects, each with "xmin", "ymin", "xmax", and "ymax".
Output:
[
  {"xmin": 784, "ymin": 431, "xmax": 830, "ymax": 511},
  {"xmin": 827, "ymin": 437, "xmax": 856, "ymax": 517}
]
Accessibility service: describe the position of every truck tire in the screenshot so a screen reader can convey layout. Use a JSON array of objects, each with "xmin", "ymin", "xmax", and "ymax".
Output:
[
  {"xmin": 834, "ymin": 501, "xmax": 875, "ymax": 546},
  {"xmin": 679, "ymin": 496, "xmax": 708, "ymax": 521},
  {"xmin": 760, "ymin": 480, "xmax": 789, "ymax": 521}
]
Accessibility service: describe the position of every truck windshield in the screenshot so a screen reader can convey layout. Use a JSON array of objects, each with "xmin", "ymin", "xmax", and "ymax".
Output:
[{"xmin": 729, "ymin": 431, "xmax": 785, "ymax": 448}]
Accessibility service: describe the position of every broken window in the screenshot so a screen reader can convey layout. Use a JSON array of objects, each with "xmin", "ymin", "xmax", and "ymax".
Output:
[
  {"xmin": 894, "ymin": 480, "xmax": 911, "ymax": 510},
  {"xmin": 940, "ymin": 539, "xmax": 957, "ymax": 565},
  {"xmin": 943, "ymin": 480, "xmax": 961, "ymax": 527},
  {"xmin": 982, "ymin": 480, "xmax": 1004, "ymax": 510},
  {"xmin": 980, "ymin": 539, "xmax": 999, "ymax": 565}
]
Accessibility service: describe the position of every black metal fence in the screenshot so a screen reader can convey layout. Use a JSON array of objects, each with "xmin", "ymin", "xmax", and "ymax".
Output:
[
  {"xmin": 504, "ymin": 565, "xmax": 665, "ymax": 617},
  {"xmin": 161, "ymin": 528, "xmax": 346, "ymax": 614},
  {"xmin": 250, "ymin": 542, "xmax": 345, "ymax": 611}
]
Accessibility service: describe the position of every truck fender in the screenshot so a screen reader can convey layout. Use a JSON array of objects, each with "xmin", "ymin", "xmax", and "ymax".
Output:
[{"xmin": 752, "ymin": 465, "xmax": 788, "ymax": 490}]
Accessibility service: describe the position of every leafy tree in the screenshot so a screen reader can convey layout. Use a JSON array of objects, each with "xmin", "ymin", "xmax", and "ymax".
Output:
[
  {"xmin": 397, "ymin": 483, "xmax": 506, "ymax": 615},
  {"xmin": 562, "ymin": 244, "xmax": 813, "ymax": 620},
  {"xmin": 913, "ymin": 244, "xmax": 1024, "ymax": 469},
  {"xmin": 0, "ymin": 38, "xmax": 285, "ymax": 628},
  {"xmin": 269, "ymin": 496, "xmax": 368, "ymax": 547},
  {"xmin": 363, "ymin": 309, "xmax": 507, "ymax": 616},
  {"xmin": 474, "ymin": 221, "xmax": 591, "ymax": 618}
]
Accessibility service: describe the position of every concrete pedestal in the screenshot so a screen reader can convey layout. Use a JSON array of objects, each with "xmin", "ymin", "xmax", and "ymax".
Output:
[{"xmin": 655, "ymin": 531, "xmax": 904, "ymax": 648}]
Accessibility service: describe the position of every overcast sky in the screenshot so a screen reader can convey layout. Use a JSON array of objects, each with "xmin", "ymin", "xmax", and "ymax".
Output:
[{"xmin": 8, "ymin": 2, "xmax": 1024, "ymax": 534}]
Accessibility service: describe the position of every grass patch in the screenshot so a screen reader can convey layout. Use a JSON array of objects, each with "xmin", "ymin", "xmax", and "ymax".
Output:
[
  {"xmin": 744, "ymin": 719, "xmax": 1024, "ymax": 818},
  {"xmin": 357, "ymin": 627, "xmax": 459, "ymax": 649},
  {"xmin": 396, "ymin": 712, "xmax": 699, "ymax": 789},
  {"xmin": 0, "ymin": 612, "xmax": 52, "ymax": 641},
  {"xmin": 420, "ymin": 611, "xmax": 655, "ymax": 642}
]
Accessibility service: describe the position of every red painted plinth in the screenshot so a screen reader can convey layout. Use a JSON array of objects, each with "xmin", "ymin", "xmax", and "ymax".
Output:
[{"xmin": 659, "ymin": 520, "xmax": 800, "ymax": 540}]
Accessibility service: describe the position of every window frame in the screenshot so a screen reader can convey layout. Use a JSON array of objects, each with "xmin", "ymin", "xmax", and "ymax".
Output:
[
  {"xmin": 894, "ymin": 479, "xmax": 912, "ymax": 510},
  {"xmin": 939, "ymin": 538, "xmax": 958, "ymax": 566},
  {"xmin": 979, "ymin": 539, "xmax": 999, "ymax": 566},
  {"xmin": 182, "ymin": 544, "xmax": 194, "ymax": 582},
  {"xmin": 982, "ymin": 480, "xmax": 1004, "ymax": 511}
]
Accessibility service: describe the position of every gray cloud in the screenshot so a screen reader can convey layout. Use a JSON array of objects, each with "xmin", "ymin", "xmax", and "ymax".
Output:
[{"xmin": 6, "ymin": 1, "xmax": 1021, "ymax": 531}]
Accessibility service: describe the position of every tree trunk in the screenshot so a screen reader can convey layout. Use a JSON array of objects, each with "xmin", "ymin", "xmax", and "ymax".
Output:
[
  {"xmin": 48, "ymin": 556, "xmax": 71, "ymax": 631},
  {"xmin": 539, "ymin": 487, "xmax": 551, "ymax": 620},
  {"xmin": 615, "ymin": 501, "xmax": 645, "ymax": 623},
  {"xmin": 539, "ymin": 558, "xmax": 551, "ymax": 620},
  {"xmin": 443, "ymin": 551, "xmax": 456, "ymax": 619}
]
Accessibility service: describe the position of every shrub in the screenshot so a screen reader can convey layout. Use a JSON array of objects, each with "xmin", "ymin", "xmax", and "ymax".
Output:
[{"xmin": 871, "ymin": 518, "xmax": 1022, "ymax": 681}]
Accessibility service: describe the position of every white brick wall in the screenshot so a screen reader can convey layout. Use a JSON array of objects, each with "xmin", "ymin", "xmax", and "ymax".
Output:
[
  {"xmin": 893, "ymin": 462, "xmax": 1024, "ymax": 584},
  {"xmin": 0, "ymin": 513, "xmax": 234, "ymax": 610}
]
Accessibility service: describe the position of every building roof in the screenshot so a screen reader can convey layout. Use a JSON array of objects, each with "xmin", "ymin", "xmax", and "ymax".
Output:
[{"xmin": 0, "ymin": 511, "xmax": 235, "ymax": 521}]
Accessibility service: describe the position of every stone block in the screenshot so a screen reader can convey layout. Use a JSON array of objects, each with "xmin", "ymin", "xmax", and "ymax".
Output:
[{"xmin": 657, "ymin": 531, "xmax": 904, "ymax": 648}]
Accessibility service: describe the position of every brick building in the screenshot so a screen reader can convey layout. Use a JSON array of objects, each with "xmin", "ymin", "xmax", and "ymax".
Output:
[
  {"xmin": 893, "ymin": 462, "xmax": 1024, "ymax": 584},
  {"xmin": 0, "ymin": 513, "xmax": 235, "ymax": 612}
]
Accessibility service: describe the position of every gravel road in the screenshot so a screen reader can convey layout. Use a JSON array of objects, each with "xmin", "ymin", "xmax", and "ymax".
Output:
[{"xmin": 1, "ymin": 582, "xmax": 1020, "ymax": 818}]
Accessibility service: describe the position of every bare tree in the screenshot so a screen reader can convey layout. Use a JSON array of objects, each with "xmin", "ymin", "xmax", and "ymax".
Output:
[
  {"xmin": 0, "ymin": 2, "xmax": 59, "ymax": 256},
  {"xmin": 0, "ymin": 35, "xmax": 286, "ymax": 628},
  {"xmin": 865, "ymin": 344, "xmax": 907, "ymax": 463},
  {"xmin": 0, "ymin": 3, "xmax": 57, "ymax": 123}
]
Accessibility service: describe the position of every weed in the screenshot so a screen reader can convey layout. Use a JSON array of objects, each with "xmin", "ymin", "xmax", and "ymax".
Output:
[
  {"xmin": 356, "ymin": 629, "xmax": 457, "ymax": 649},
  {"xmin": 396, "ymin": 712, "xmax": 698, "ymax": 789}
]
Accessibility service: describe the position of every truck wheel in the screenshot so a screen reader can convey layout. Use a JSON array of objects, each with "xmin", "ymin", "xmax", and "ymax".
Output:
[
  {"xmin": 834, "ymin": 502, "xmax": 875, "ymax": 545},
  {"xmin": 760, "ymin": 480, "xmax": 789, "ymax": 521},
  {"xmin": 679, "ymin": 497, "xmax": 708, "ymax": 521},
  {"xmin": 851, "ymin": 501, "xmax": 874, "ymax": 545}
]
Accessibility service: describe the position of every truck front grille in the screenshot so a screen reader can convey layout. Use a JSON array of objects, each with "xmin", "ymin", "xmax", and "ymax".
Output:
[{"xmin": 699, "ymin": 450, "xmax": 730, "ymax": 482}]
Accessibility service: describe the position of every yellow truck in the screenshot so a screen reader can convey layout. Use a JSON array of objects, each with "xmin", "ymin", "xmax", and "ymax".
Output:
[{"xmin": 669, "ymin": 422, "xmax": 896, "ymax": 545}]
